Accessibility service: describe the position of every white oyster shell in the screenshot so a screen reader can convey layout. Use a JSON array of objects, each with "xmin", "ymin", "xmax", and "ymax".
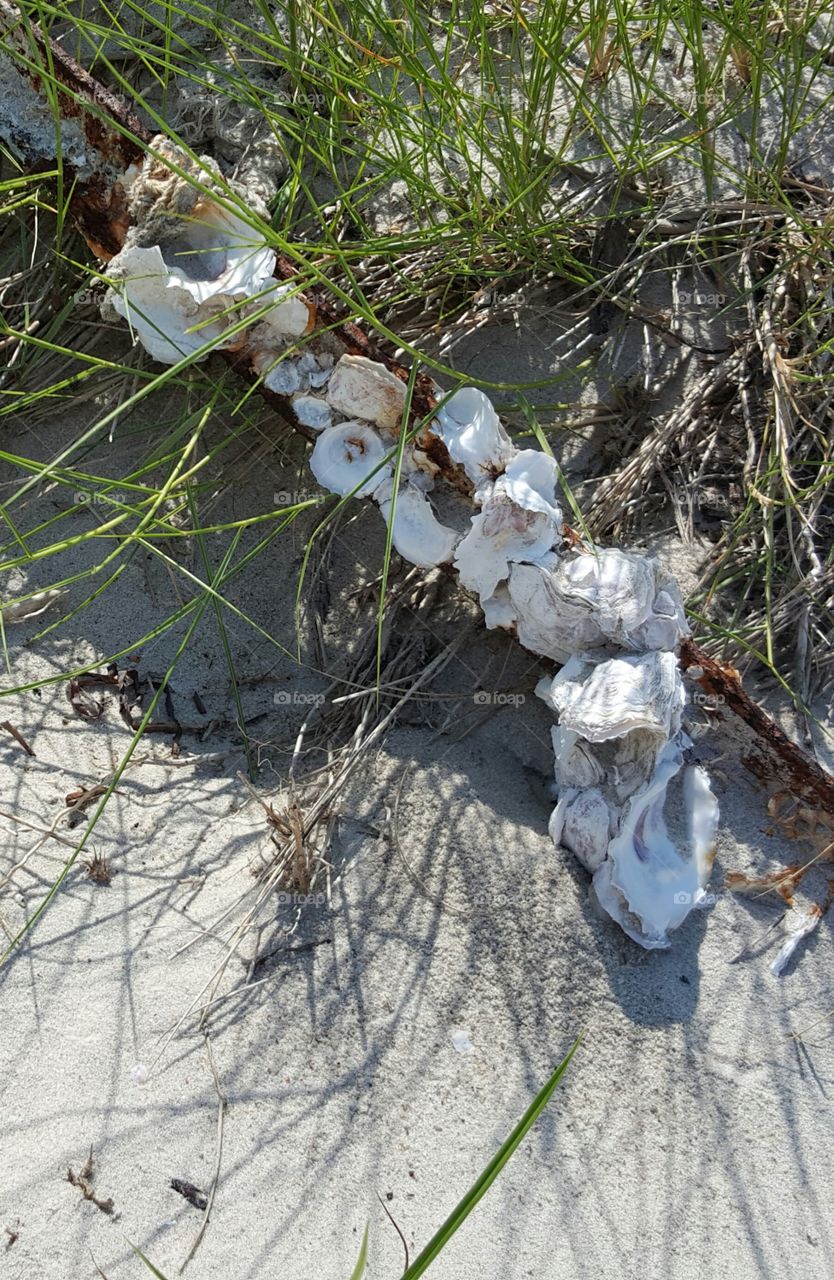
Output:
[
  {"xmin": 591, "ymin": 740, "xmax": 712, "ymax": 949},
  {"xmin": 540, "ymin": 651, "xmax": 685, "ymax": 743},
  {"xmin": 433, "ymin": 387, "xmax": 515, "ymax": 488},
  {"xmin": 309, "ymin": 422, "xmax": 391, "ymax": 498},
  {"xmin": 326, "ymin": 355, "xmax": 407, "ymax": 431},
  {"xmin": 508, "ymin": 548, "xmax": 687, "ymax": 664},
  {"xmin": 107, "ymin": 203, "xmax": 275, "ymax": 364},
  {"xmin": 455, "ymin": 498, "xmax": 558, "ymax": 601},
  {"xmin": 497, "ymin": 449, "xmax": 562, "ymax": 522},
  {"xmin": 377, "ymin": 484, "xmax": 459, "ymax": 568}
]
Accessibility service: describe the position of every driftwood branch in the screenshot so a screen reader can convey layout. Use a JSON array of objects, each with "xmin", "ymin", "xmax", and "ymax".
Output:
[{"xmin": 680, "ymin": 640, "xmax": 834, "ymax": 818}]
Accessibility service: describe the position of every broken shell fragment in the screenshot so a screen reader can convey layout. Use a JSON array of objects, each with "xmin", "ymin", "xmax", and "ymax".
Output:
[
  {"xmin": 539, "ymin": 649, "xmax": 714, "ymax": 949},
  {"xmin": 260, "ymin": 357, "xmax": 306, "ymax": 396},
  {"xmin": 377, "ymin": 484, "xmax": 460, "ymax": 568},
  {"xmin": 255, "ymin": 278, "xmax": 316, "ymax": 337},
  {"xmin": 432, "ymin": 387, "xmax": 515, "ymax": 488},
  {"xmin": 157, "ymin": 202, "xmax": 274, "ymax": 302},
  {"xmin": 326, "ymin": 355, "xmax": 407, "ymax": 431},
  {"xmin": 770, "ymin": 906, "xmax": 823, "ymax": 976},
  {"xmin": 1, "ymin": 587, "xmax": 66, "ymax": 623},
  {"xmin": 309, "ymin": 422, "xmax": 391, "ymax": 498},
  {"xmin": 292, "ymin": 395, "xmax": 332, "ymax": 431},
  {"xmin": 481, "ymin": 584, "xmax": 516, "ymax": 631}
]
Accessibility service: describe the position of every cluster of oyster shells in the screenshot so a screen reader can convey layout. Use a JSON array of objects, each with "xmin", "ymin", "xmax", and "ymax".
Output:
[{"xmin": 103, "ymin": 143, "xmax": 719, "ymax": 950}]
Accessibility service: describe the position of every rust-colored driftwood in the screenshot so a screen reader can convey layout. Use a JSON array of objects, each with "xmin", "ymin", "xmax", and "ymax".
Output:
[
  {"xmin": 5, "ymin": 4, "xmax": 834, "ymax": 822},
  {"xmin": 0, "ymin": 1, "xmax": 147, "ymax": 256},
  {"xmin": 680, "ymin": 640, "xmax": 834, "ymax": 818}
]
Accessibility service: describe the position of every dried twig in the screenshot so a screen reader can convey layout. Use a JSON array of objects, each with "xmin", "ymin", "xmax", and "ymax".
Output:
[
  {"xmin": 0, "ymin": 721, "xmax": 35, "ymax": 756},
  {"xmin": 179, "ymin": 1033, "xmax": 226, "ymax": 1272}
]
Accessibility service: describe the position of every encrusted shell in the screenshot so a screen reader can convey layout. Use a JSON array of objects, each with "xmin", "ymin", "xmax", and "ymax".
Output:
[
  {"xmin": 326, "ymin": 355, "xmax": 407, "ymax": 431},
  {"xmin": 539, "ymin": 651, "xmax": 685, "ymax": 743},
  {"xmin": 507, "ymin": 548, "xmax": 687, "ymax": 663}
]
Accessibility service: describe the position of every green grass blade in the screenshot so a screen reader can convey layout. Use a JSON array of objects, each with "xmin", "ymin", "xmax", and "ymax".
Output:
[
  {"xmin": 401, "ymin": 1032, "xmax": 583, "ymax": 1279},
  {"xmin": 348, "ymin": 1222, "xmax": 370, "ymax": 1279},
  {"xmin": 129, "ymin": 1242, "xmax": 170, "ymax": 1279}
]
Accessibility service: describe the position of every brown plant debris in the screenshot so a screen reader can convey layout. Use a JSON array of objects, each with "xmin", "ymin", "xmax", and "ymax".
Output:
[
  {"xmin": 82, "ymin": 853, "xmax": 115, "ymax": 886},
  {"xmin": 66, "ymin": 1149, "xmax": 115, "ymax": 1215},
  {"xmin": 0, "ymin": 721, "xmax": 35, "ymax": 756},
  {"xmin": 170, "ymin": 1178, "xmax": 208, "ymax": 1212}
]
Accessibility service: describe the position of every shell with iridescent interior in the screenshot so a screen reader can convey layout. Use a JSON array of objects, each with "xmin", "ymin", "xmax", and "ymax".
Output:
[{"xmin": 106, "ymin": 201, "xmax": 275, "ymax": 364}]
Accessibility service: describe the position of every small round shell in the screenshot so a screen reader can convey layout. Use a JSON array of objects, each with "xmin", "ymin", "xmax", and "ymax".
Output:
[{"xmin": 309, "ymin": 422, "xmax": 391, "ymax": 498}]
